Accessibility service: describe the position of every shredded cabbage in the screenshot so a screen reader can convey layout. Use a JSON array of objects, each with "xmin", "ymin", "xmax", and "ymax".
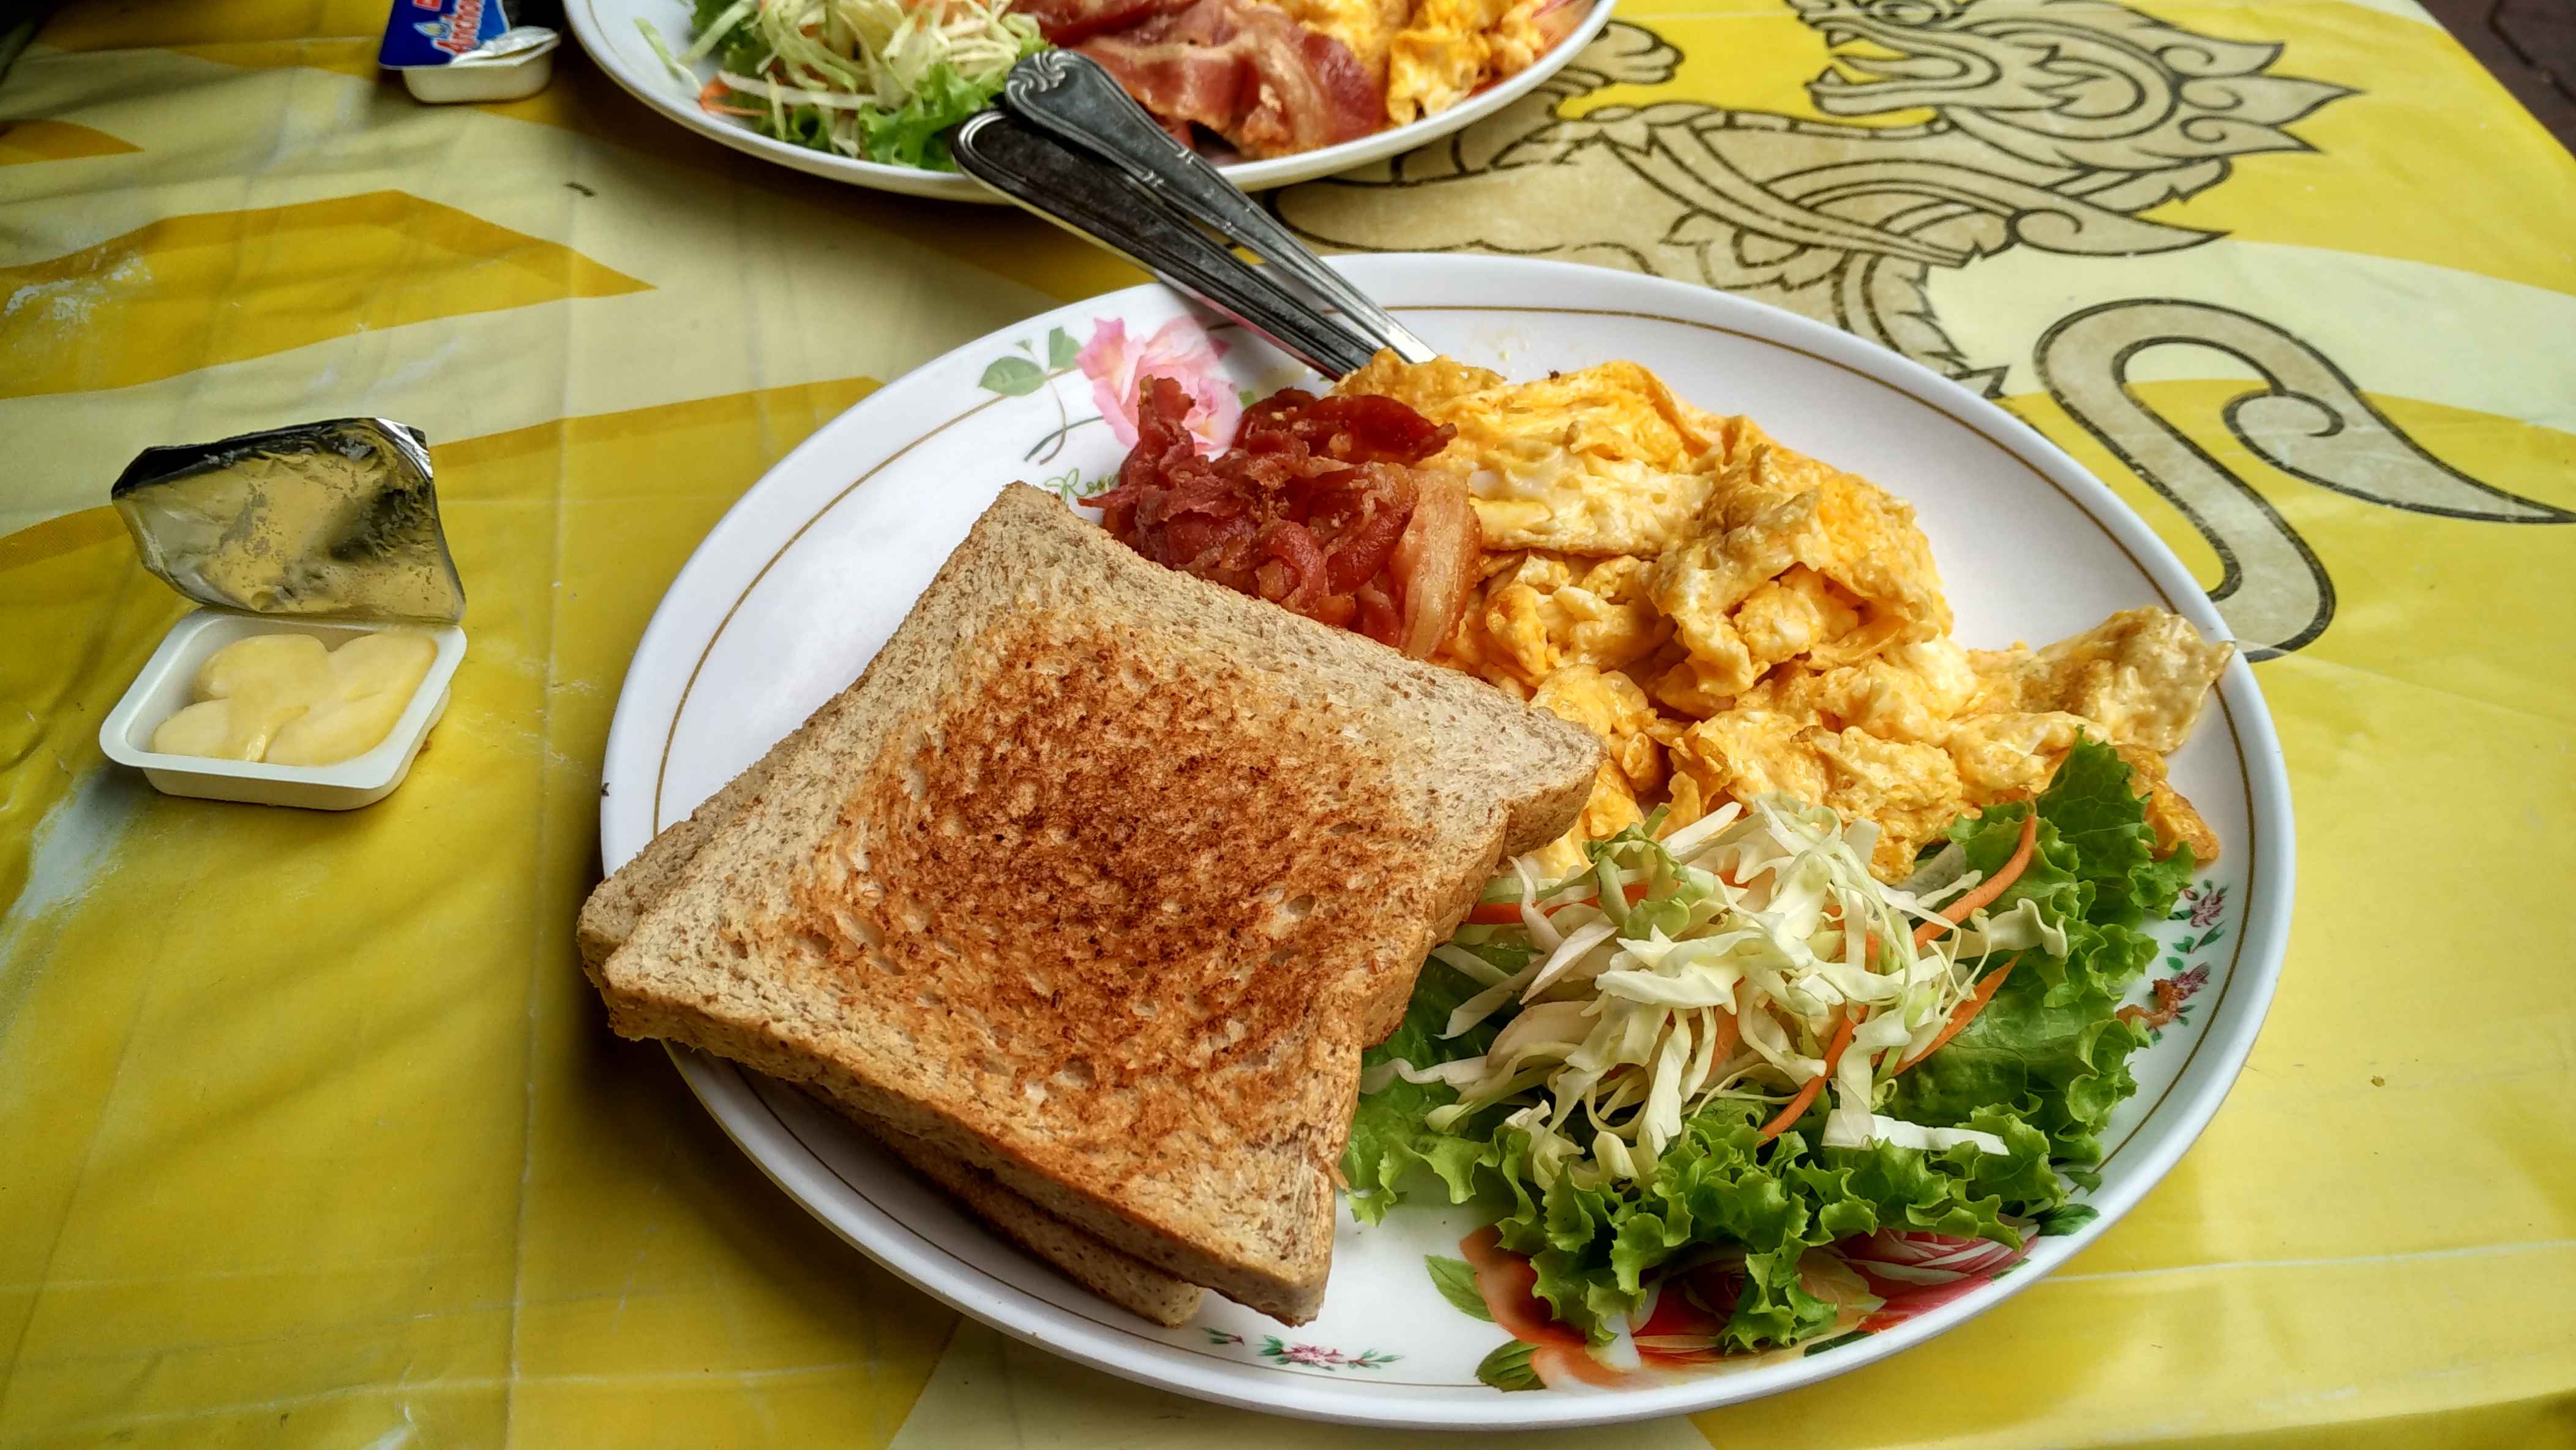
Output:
[
  {"xmin": 672, "ymin": 0, "xmax": 1043, "ymax": 170},
  {"xmin": 1410, "ymin": 794, "xmax": 2017, "ymax": 1189}
]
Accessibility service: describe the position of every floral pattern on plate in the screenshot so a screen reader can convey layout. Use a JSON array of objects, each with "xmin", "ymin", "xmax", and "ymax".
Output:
[
  {"xmin": 1204, "ymin": 1329, "xmax": 1401, "ymax": 1371},
  {"xmin": 974, "ymin": 316, "xmax": 1246, "ymax": 503},
  {"xmin": 2124, "ymin": 882, "xmax": 2228, "ymax": 1041}
]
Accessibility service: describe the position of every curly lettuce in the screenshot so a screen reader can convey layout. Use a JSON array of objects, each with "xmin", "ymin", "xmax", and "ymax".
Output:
[{"xmin": 1886, "ymin": 738, "xmax": 2193, "ymax": 1178}]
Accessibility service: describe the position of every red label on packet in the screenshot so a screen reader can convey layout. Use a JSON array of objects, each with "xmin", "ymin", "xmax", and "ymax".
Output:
[{"xmin": 377, "ymin": 0, "xmax": 512, "ymax": 67}]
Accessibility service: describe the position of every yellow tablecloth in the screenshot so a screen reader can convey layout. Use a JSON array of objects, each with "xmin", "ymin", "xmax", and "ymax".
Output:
[{"xmin": 4, "ymin": 0, "xmax": 2573, "ymax": 1440}]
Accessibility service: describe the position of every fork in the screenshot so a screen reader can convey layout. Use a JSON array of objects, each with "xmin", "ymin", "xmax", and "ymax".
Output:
[{"xmin": 951, "ymin": 52, "xmax": 1437, "ymax": 379}]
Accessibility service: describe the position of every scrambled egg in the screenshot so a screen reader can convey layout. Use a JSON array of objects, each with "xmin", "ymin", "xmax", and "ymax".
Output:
[
  {"xmin": 1649, "ymin": 439, "xmax": 1952, "ymax": 713},
  {"xmin": 1340, "ymin": 354, "xmax": 1748, "ymax": 557},
  {"xmin": 1336, "ymin": 355, "xmax": 2236, "ymax": 879},
  {"xmin": 1525, "ymin": 665, "xmax": 1671, "ymax": 876},
  {"xmin": 1383, "ymin": 0, "xmax": 1560, "ymax": 124},
  {"xmin": 1755, "ymin": 640, "xmax": 1984, "ymax": 743},
  {"xmin": 1442, "ymin": 551, "xmax": 1668, "ymax": 694},
  {"xmin": 1278, "ymin": 0, "xmax": 1415, "ymax": 81},
  {"xmin": 1279, "ymin": 0, "xmax": 1571, "ymax": 129},
  {"xmin": 1968, "ymin": 608, "xmax": 2233, "ymax": 754}
]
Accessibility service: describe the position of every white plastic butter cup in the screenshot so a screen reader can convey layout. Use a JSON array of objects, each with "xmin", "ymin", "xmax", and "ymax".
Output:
[
  {"xmin": 399, "ymin": 28, "xmax": 559, "ymax": 103},
  {"xmin": 100, "ymin": 609, "xmax": 468, "ymax": 811}
]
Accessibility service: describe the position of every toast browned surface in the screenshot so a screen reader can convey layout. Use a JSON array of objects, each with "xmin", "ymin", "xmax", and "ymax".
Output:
[
  {"xmin": 591, "ymin": 484, "xmax": 1600, "ymax": 1323},
  {"xmin": 581, "ymin": 745, "xmax": 1206, "ymax": 1327}
]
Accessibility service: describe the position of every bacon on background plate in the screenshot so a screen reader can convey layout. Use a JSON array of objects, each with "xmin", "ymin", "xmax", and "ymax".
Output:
[
  {"xmin": 1078, "ymin": 0, "xmax": 1386, "ymax": 158},
  {"xmin": 1013, "ymin": 0, "xmax": 1194, "ymax": 44}
]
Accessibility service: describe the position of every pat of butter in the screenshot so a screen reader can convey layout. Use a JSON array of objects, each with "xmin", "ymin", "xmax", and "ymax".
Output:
[
  {"xmin": 195, "ymin": 633, "xmax": 332, "ymax": 702},
  {"xmin": 268, "ymin": 690, "xmax": 415, "ymax": 766},
  {"xmin": 152, "ymin": 630, "xmax": 438, "ymax": 766},
  {"xmin": 152, "ymin": 697, "xmax": 291, "ymax": 761}
]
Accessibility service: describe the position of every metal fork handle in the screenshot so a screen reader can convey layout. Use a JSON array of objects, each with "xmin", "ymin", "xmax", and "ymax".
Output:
[
  {"xmin": 999, "ymin": 51, "xmax": 1437, "ymax": 367},
  {"xmin": 951, "ymin": 111, "xmax": 1380, "ymax": 379}
]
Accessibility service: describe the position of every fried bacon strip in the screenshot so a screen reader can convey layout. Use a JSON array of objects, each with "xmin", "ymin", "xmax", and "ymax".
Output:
[
  {"xmin": 1097, "ymin": 377, "xmax": 1481, "ymax": 656},
  {"xmin": 1011, "ymin": 0, "xmax": 1193, "ymax": 42},
  {"xmin": 1078, "ymin": 0, "xmax": 1385, "ymax": 158}
]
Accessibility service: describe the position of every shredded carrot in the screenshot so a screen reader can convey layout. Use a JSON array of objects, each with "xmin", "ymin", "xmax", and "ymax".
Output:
[
  {"xmin": 1912, "ymin": 810, "xmax": 2042, "ymax": 949},
  {"xmin": 1757, "ymin": 1009, "xmax": 1860, "ymax": 1143},
  {"xmin": 1705, "ymin": 1006, "xmax": 1741, "ymax": 1066},
  {"xmin": 699, "ymin": 77, "xmax": 760, "ymax": 116},
  {"xmin": 1895, "ymin": 955, "xmax": 2019, "ymax": 1073},
  {"xmin": 2116, "ymin": 976, "xmax": 2187, "ymax": 1032}
]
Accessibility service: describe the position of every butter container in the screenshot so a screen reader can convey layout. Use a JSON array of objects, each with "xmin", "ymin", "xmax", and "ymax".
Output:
[
  {"xmin": 100, "ymin": 418, "xmax": 470, "ymax": 811},
  {"xmin": 99, "ymin": 612, "xmax": 467, "ymax": 811},
  {"xmin": 378, "ymin": 0, "xmax": 558, "ymax": 107}
]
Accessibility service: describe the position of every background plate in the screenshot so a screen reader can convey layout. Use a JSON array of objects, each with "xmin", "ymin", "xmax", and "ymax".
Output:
[
  {"xmin": 565, "ymin": 0, "xmax": 1618, "ymax": 200},
  {"xmin": 597, "ymin": 254, "xmax": 2294, "ymax": 1429}
]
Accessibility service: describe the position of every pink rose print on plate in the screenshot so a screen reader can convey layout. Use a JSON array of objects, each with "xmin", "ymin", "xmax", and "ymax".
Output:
[{"xmin": 1077, "ymin": 317, "xmax": 1240, "ymax": 455}]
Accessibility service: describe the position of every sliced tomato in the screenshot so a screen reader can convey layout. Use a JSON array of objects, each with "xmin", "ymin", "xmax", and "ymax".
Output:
[{"xmin": 1459, "ymin": 1226, "xmax": 1587, "ymax": 1349}]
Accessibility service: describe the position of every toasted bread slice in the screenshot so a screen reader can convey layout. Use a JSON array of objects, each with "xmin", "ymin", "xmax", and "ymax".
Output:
[
  {"xmin": 591, "ymin": 484, "xmax": 1599, "ymax": 1323},
  {"xmin": 815, "ymin": 1094, "xmax": 1208, "ymax": 1328},
  {"xmin": 579, "ymin": 756, "xmax": 781, "ymax": 971},
  {"xmin": 583, "ymin": 748, "xmax": 1206, "ymax": 1328}
]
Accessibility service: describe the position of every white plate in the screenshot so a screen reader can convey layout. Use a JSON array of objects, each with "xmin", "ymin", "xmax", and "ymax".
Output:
[
  {"xmin": 597, "ymin": 255, "xmax": 2294, "ymax": 1429},
  {"xmin": 565, "ymin": 0, "xmax": 1617, "ymax": 201}
]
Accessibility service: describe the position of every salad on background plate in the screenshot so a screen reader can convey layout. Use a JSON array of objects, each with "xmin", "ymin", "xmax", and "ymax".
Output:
[{"xmin": 648, "ymin": 0, "xmax": 1042, "ymax": 169}]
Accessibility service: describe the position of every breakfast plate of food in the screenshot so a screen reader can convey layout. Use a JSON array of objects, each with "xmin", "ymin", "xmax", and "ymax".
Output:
[
  {"xmin": 567, "ymin": 0, "xmax": 1615, "ymax": 198},
  {"xmin": 583, "ymin": 254, "xmax": 2293, "ymax": 1427}
]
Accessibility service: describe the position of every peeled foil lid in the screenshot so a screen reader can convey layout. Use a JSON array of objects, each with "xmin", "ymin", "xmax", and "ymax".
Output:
[
  {"xmin": 111, "ymin": 419, "xmax": 466, "ymax": 623},
  {"xmin": 457, "ymin": 25, "xmax": 559, "ymax": 62}
]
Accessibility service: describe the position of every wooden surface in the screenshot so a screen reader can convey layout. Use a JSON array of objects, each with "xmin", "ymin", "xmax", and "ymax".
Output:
[{"xmin": 2423, "ymin": 0, "xmax": 2576, "ymax": 145}]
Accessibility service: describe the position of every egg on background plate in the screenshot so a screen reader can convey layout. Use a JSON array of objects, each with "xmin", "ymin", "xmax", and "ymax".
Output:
[
  {"xmin": 1383, "ymin": 0, "xmax": 1567, "ymax": 122},
  {"xmin": 1276, "ymin": 0, "xmax": 1591, "ymax": 126}
]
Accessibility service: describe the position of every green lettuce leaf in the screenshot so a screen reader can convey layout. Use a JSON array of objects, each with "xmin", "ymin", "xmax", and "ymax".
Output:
[
  {"xmin": 1494, "ymin": 1102, "xmax": 2060, "ymax": 1347},
  {"xmin": 2023, "ymin": 735, "xmax": 2195, "ymax": 930},
  {"xmin": 1886, "ymin": 737, "xmax": 2188, "ymax": 1173},
  {"xmin": 1342, "ymin": 949, "xmax": 1520, "ymax": 1224},
  {"xmin": 743, "ymin": 48, "xmax": 1045, "ymax": 170},
  {"xmin": 852, "ymin": 62, "xmax": 995, "ymax": 170},
  {"xmin": 693, "ymin": 0, "xmax": 765, "ymax": 72}
]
